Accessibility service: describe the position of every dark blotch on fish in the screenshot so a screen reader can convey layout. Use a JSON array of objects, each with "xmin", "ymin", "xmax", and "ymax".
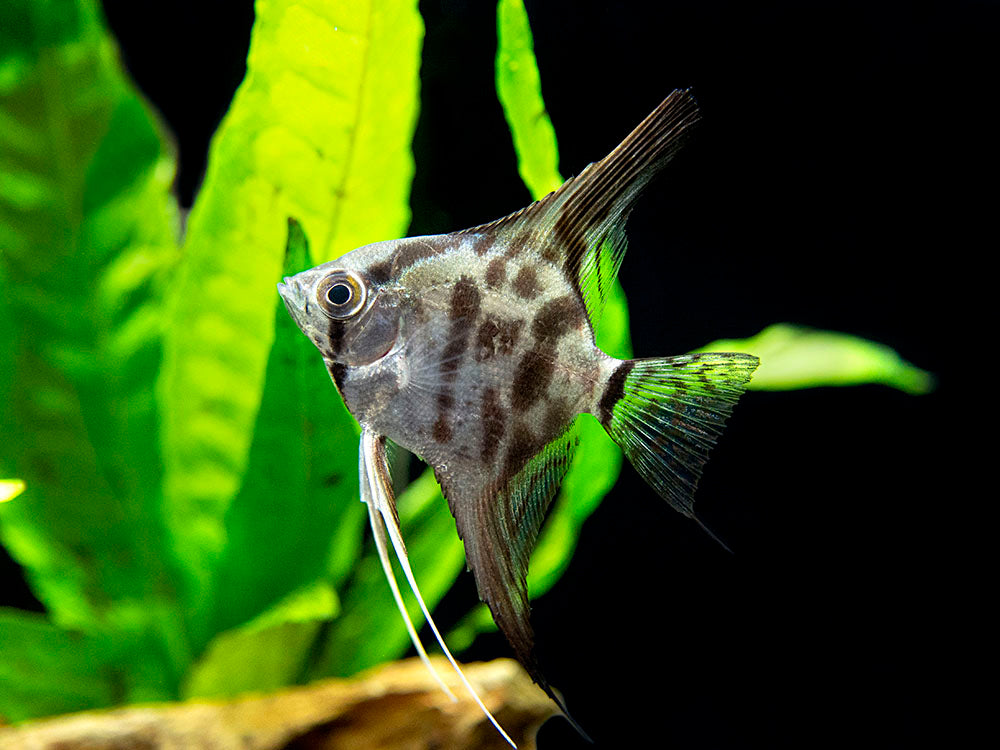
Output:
[
  {"xmin": 531, "ymin": 295, "xmax": 581, "ymax": 343},
  {"xmin": 476, "ymin": 317, "xmax": 524, "ymax": 361},
  {"xmin": 481, "ymin": 387, "xmax": 505, "ymax": 464},
  {"xmin": 511, "ymin": 348, "xmax": 554, "ymax": 411},
  {"xmin": 441, "ymin": 334, "xmax": 467, "ymax": 379},
  {"xmin": 394, "ymin": 241, "xmax": 443, "ymax": 273},
  {"xmin": 450, "ymin": 276, "xmax": 481, "ymax": 321},
  {"xmin": 485, "ymin": 257, "xmax": 507, "ymax": 289},
  {"xmin": 513, "ymin": 265, "xmax": 541, "ymax": 299},
  {"xmin": 543, "ymin": 399, "xmax": 573, "ymax": 441},
  {"xmin": 476, "ymin": 319, "xmax": 501, "ymax": 362},
  {"xmin": 327, "ymin": 361, "xmax": 348, "ymax": 392},
  {"xmin": 599, "ymin": 360, "xmax": 635, "ymax": 426},
  {"xmin": 327, "ymin": 318, "xmax": 345, "ymax": 356},
  {"xmin": 366, "ymin": 259, "xmax": 393, "ymax": 284},
  {"xmin": 473, "ymin": 235, "xmax": 492, "ymax": 256},
  {"xmin": 504, "ymin": 422, "xmax": 539, "ymax": 479},
  {"xmin": 433, "ymin": 415, "xmax": 452, "ymax": 443}
]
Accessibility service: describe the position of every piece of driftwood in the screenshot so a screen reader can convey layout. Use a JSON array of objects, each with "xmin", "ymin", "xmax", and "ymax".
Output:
[{"xmin": 0, "ymin": 656, "xmax": 557, "ymax": 750}]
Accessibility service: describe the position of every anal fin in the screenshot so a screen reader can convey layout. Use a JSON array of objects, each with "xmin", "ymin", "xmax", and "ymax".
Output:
[{"xmin": 439, "ymin": 424, "xmax": 592, "ymax": 741}]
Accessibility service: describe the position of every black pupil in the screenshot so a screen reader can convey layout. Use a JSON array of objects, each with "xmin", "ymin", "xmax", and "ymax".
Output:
[{"xmin": 327, "ymin": 283, "xmax": 352, "ymax": 306}]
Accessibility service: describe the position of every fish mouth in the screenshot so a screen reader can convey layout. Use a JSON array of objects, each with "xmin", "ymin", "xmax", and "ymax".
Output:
[{"xmin": 277, "ymin": 277, "xmax": 306, "ymax": 319}]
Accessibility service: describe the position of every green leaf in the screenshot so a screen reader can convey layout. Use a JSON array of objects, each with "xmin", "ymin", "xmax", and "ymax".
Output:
[
  {"xmin": 182, "ymin": 579, "xmax": 339, "ymax": 699},
  {"xmin": 156, "ymin": 0, "xmax": 425, "ymax": 620},
  {"xmin": 194, "ymin": 221, "xmax": 366, "ymax": 647},
  {"xmin": 0, "ymin": 608, "xmax": 117, "ymax": 723},
  {"xmin": 312, "ymin": 470, "xmax": 466, "ymax": 678},
  {"xmin": 495, "ymin": 0, "xmax": 562, "ymax": 198},
  {"xmin": 698, "ymin": 324, "xmax": 934, "ymax": 394},
  {"xmin": 0, "ymin": 0, "xmax": 184, "ymax": 702}
]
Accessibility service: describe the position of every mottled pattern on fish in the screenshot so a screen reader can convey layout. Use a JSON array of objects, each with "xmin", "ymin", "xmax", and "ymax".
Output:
[{"xmin": 278, "ymin": 90, "xmax": 759, "ymax": 742}]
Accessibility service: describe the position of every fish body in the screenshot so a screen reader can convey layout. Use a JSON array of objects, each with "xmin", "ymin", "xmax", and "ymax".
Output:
[
  {"xmin": 279, "ymin": 90, "xmax": 758, "ymax": 744},
  {"xmin": 285, "ymin": 232, "xmax": 605, "ymax": 488}
]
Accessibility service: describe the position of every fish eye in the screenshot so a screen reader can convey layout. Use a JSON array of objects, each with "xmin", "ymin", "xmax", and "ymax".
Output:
[
  {"xmin": 316, "ymin": 270, "xmax": 367, "ymax": 319},
  {"xmin": 326, "ymin": 283, "xmax": 352, "ymax": 306}
]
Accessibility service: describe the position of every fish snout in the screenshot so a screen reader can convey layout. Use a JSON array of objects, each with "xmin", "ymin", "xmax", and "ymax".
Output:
[{"xmin": 277, "ymin": 276, "xmax": 308, "ymax": 320}]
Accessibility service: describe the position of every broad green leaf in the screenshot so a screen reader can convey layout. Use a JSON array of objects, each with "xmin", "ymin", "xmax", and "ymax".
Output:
[
  {"xmin": 194, "ymin": 221, "xmax": 366, "ymax": 647},
  {"xmin": 157, "ymin": 0, "xmax": 425, "ymax": 620},
  {"xmin": 495, "ymin": 0, "xmax": 562, "ymax": 198},
  {"xmin": 182, "ymin": 580, "xmax": 339, "ymax": 699},
  {"xmin": 312, "ymin": 470, "xmax": 466, "ymax": 678},
  {"xmin": 698, "ymin": 324, "xmax": 934, "ymax": 394},
  {"xmin": 448, "ymin": 0, "xmax": 634, "ymax": 647},
  {"xmin": 0, "ymin": 0, "xmax": 184, "ymax": 702},
  {"xmin": 0, "ymin": 608, "xmax": 117, "ymax": 723}
]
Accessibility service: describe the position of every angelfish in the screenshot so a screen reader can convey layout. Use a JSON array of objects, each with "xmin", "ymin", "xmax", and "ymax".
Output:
[{"xmin": 278, "ymin": 89, "xmax": 758, "ymax": 746}]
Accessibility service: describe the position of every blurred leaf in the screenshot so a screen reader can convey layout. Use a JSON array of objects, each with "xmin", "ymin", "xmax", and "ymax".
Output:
[
  {"xmin": 495, "ymin": 0, "xmax": 562, "ymax": 198},
  {"xmin": 195, "ymin": 220, "xmax": 366, "ymax": 647},
  {"xmin": 183, "ymin": 579, "xmax": 339, "ymax": 699},
  {"xmin": 0, "ymin": 0, "xmax": 184, "ymax": 706},
  {"xmin": 313, "ymin": 470, "xmax": 466, "ymax": 678},
  {"xmin": 449, "ymin": 0, "xmax": 634, "ymax": 648},
  {"xmin": 699, "ymin": 324, "xmax": 934, "ymax": 394},
  {"xmin": 0, "ymin": 608, "xmax": 117, "ymax": 723},
  {"xmin": 156, "ymin": 0, "xmax": 425, "ymax": 622}
]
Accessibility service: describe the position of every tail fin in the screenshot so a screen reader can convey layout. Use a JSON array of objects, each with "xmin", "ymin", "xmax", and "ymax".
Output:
[{"xmin": 597, "ymin": 353, "xmax": 759, "ymax": 544}]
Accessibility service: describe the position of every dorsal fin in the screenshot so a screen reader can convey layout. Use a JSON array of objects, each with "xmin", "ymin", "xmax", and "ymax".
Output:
[{"xmin": 459, "ymin": 89, "xmax": 700, "ymax": 329}]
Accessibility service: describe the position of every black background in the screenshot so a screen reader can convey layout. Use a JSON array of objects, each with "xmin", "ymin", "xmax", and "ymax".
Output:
[{"xmin": 5, "ymin": 1, "xmax": 987, "ymax": 747}]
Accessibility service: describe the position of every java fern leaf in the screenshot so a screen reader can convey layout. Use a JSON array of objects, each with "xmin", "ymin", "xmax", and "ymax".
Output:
[
  {"xmin": 185, "ymin": 220, "xmax": 366, "ymax": 679},
  {"xmin": 699, "ymin": 324, "xmax": 934, "ymax": 394},
  {"xmin": 156, "ymin": 0, "xmax": 424, "ymax": 624},
  {"xmin": 0, "ymin": 608, "xmax": 117, "ymax": 723}
]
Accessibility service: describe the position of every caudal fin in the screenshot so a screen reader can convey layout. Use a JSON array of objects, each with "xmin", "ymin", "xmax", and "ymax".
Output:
[{"xmin": 597, "ymin": 353, "xmax": 759, "ymax": 543}]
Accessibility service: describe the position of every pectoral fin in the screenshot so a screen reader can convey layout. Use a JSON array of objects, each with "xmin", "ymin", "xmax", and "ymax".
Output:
[{"xmin": 360, "ymin": 427, "xmax": 517, "ymax": 748}]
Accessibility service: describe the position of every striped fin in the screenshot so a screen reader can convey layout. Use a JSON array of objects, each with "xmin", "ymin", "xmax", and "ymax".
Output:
[
  {"xmin": 438, "ymin": 423, "xmax": 591, "ymax": 740},
  {"xmin": 359, "ymin": 428, "xmax": 517, "ymax": 748},
  {"xmin": 598, "ymin": 353, "xmax": 759, "ymax": 545},
  {"xmin": 459, "ymin": 89, "xmax": 700, "ymax": 331}
]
